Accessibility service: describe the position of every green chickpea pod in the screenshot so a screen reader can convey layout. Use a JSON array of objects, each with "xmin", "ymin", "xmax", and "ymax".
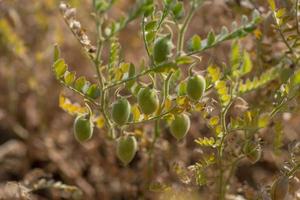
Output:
[{"xmin": 73, "ymin": 114, "xmax": 94, "ymax": 142}]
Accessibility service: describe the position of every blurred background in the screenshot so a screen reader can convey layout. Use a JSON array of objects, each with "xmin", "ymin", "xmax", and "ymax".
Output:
[{"xmin": 0, "ymin": 0, "xmax": 299, "ymax": 199}]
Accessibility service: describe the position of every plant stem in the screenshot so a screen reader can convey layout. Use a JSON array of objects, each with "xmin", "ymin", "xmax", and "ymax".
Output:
[
  {"xmin": 277, "ymin": 27, "xmax": 298, "ymax": 61},
  {"xmin": 217, "ymin": 101, "xmax": 233, "ymax": 200},
  {"xmin": 177, "ymin": 7, "xmax": 196, "ymax": 56},
  {"xmin": 104, "ymin": 67, "xmax": 155, "ymax": 90},
  {"xmin": 93, "ymin": 11, "xmax": 113, "ymax": 132},
  {"xmin": 224, "ymin": 155, "xmax": 245, "ymax": 187},
  {"xmin": 142, "ymin": 15, "xmax": 152, "ymax": 60},
  {"xmin": 127, "ymin": 106, "xmax": 177, "ymax": 125},
  {"xmin": 58, "ymin": 80, "xmax": 100, "ymax": 107}
]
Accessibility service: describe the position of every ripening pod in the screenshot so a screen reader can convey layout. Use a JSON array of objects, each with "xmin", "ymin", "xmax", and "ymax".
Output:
[
  {"xmin": 170, "ymin": 113, "xmax": 190, "ymax": 140},
  {"xmin": 137, "ymin": 88, "xmax": 159, "ymax": 115},
  {"xmin": 242, "ymin": 141, "xmax": 262, "ymax": 164},
  {"xmin": 111, "ymin": 98, "xmax": 131, "ymax": 125},
  {"xmin": 116, "ymin": 135, "xmax": 138, "ymax": 166},
  {"xmin": 73, "ymin": 115, "xmax": 93, "ymax": 142},
  {"xmin": 153, "ymin": 35, "xmax": 173, "ymax": 64},
  {"xmin": 186, "ymin": 74, "xmax": 206, "ymax": 101},
  {"xmin": 271, "ymin": 176, "xmax": 289, "ymax": 200}
]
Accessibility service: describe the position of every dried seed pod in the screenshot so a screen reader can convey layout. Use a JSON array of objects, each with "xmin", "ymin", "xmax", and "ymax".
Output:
[{"xmin": 271, "ymin": 175, "xmax": 289, "ymax": 200}]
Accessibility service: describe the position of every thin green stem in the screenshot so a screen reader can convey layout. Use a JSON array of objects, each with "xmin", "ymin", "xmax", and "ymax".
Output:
[
  {"xmin": 277, "ymin": 27, "xmax": 298, "ymax": 61},
  {"xmin": 142, "ymin": 15, "xmax": 152, "ymax": 60},
  {"xmin": 104, "ymin": 68, "xmax": 155, "ymax": 90},
  {"xmin": 58, "ymin": 80, "xmax": 100, "ymax": 107},
  {"xmin": 177, "ymin": 7, "xmax": 196, "ymax": 56},
  {"xmin": 93, "ymin": 10, "xmax": 113, "ymax": 131},
  {"xmin": 127, "ymin": 106, "xmax": 177, "ymax": 125},
  {"xmin": 158, "ymin": 72, "xmax": 173, "ymax": 114}
]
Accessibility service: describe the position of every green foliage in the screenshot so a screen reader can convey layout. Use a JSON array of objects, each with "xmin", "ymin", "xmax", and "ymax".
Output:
[{"xmin": 52, "ymin": 1, "xmax": 300, "ymax": 199}]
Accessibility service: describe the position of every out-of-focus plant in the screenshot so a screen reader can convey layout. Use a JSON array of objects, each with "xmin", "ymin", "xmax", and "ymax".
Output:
[{"xmin": 52, "ymin": 0, "xmax": 300, "ymax": 199}]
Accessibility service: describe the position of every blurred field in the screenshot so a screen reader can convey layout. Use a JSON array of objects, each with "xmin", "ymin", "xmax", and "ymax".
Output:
[{"xmin": 1, "ymin": 0, "xmax": 300, "ymax": 199}]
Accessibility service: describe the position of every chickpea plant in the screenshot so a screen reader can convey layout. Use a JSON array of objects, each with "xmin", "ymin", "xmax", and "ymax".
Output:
[{"xmin": 52, "ymin": 0, "xmax": 300, "ymax": 199}]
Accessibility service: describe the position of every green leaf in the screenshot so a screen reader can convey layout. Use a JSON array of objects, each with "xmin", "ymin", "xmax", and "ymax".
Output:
[
  {"xmin": 172, "ymin": 2, "xmax": 185, "ymax": 20},
  {"xmin": 64, "ymin": 71, "xmax": 76, "ymax": 86},
  {"xmin": 53, "ymin": 59, "xmax": 67, "ymax": 79},
  {"xmin": 125, "ymin": 63, "xmax": 136, "ymax": 89},
  {"xmin": 206, "ymin": 31, "xmax": 215, "ymax": 46},
  {"xmin": 291, "ymin": 69, "xmax": 300, "ymax": 86},
  {"xmin": 153, "ymin": 61, "xmax": 178, "ymax": 73},
  {"xmin": 95, "ymin": 0, "xmax": 110, "ymax": 13},
  {"xmin": 219, "ymin": 26, "xmax": 229, "ymax": 39},
  {"xmin": 241, "ymin": 15, "xmax": 248, "ymax": 25},
  {"xmin": 241, "ymin": 51, "xmax": 253, "ymax": 76},
  {"xmin": 86, "ymin": 84, "xmax": 101, "ymax": 99},
  {"xmin": 189, "ymin": 34, "xmax": 202, "ymax": 51},
  {"xmin": 145, "ymin": 20, "xmax": 157, "ymax": 31},
  {"xmin": 82, "ymin": 81, "xmax": 91, "ymax": 94},
  {"xmin": 53, "ymin": 44, "xmax": 60, "ymax": 62},
  {"xmin": 146, "ymin": 31, "xmax": 156, "ymax": 44},
  {"xmin": 74, "ymin": 76, "xmax": 87, "ymax": 92},
  {"xmin": 176, "ymin": 56, "xmax": 194, "ymax": 65},
  {"xmin": 252, "ymin": 10, "xmax": 260, "ymax": 23},
  {"xmin": 230, "ymin": 40, "xmax": 241, "ymax": 72},
  {"xmin": 177, "ymin": 81, "xmax": 187, "ymax": 96}
]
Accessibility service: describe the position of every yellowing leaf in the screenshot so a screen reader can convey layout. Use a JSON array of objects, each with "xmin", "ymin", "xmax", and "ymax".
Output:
[
  {"xmin": 95, "ymin": 115, "xmax": 105, "ymax": 129},
  {"xmin": 215, "ymin": 125, "xmax": 222, "ymax": 136},
  {"xmin": 268, "ymin": 0, "xmax": 276, "ymax": 11},
  {"xmin": 241, "ymin": 51, "xmax": 253, "ymax": 76},
  {"xmin": 176, "ymin": 96, "xmax": 187, "ymax": 106},
  {"xmin": 53, "ymin": 59, "xmax": 67, "ymax": 78},
  {"xmin": 114, "ymin": 68, "xmax": 123, "ymax": 81},
  {"xmin": 254, "ymin": 29, "xmax": 262, "ymax": 40},
  {"xmin": 132, "ymin": 104, "xmax": 141, "ymax": 122},
  {"xmin": 207, "ymin": 65, "xmax": 221, "ymax": 82},
  {"xmin": 0, "ymin": 19, "xmax": 26, "ymax": 57},
  {"xmin": 258, "ymin": 113, "xmax": 270, "ymax": 128},
  {"xmin": 195, "ymin": 102, "xmax": 205, "ymax": 112},
  {"xmin": 164, "ymin": 98, "xmax": 172, "ymax": 110},
  {"xmin": 276, "ymin": 8, "xmax": 286, "ymax": 18},
  {"xmin": 120, "ymin": 62, "xmax": 130, "ymax": 73},
  {"xmin": 59, "ymin": 94, "xmax": 87, "ymax": 115},
  {"xmin": 133, "ymin": 129, "xmax": 143, "ymax": 137},
  {"xmin": 209, "ymin": 116, "xmax": 219, "ymax": 126}
]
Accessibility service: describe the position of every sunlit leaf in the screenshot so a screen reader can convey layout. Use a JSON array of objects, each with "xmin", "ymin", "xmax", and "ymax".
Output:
[
  {"xmin": 53, "ymin": 59, "xmax": 67, "ymax": 78},
  {"xmin": 86, "ymin": 84, "xmax": 101, "ymax": 99},
  {"xmin": 64, "ymin": 71, "xmax": 76, "ymax": 86}
]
